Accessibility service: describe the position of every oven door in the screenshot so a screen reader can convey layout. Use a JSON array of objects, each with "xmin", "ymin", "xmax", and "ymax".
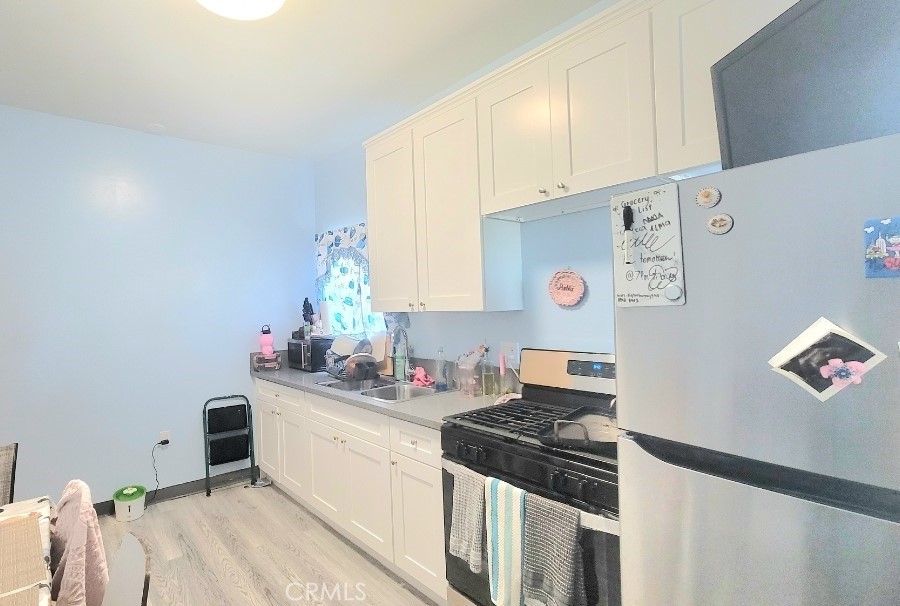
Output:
[{"xmin": 442, "ymin": 456, "xmax": 621, "ymax": 606}]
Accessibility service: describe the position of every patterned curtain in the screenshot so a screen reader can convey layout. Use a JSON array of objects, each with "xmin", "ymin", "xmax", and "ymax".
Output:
[{"xmin": 315, "ymin": 223, "xmax": 386, "ymax": 337}]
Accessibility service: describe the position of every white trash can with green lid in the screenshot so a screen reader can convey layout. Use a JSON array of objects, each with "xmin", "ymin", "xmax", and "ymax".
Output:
[{"xmin": 113, "ymin": 486, "xmax": 146, "ymax": 521}]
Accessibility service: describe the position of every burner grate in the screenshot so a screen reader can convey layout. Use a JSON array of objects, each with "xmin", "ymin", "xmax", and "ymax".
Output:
[{"xmin": 450, "ymin": 400, "xmax": 572, "ymax": 438}]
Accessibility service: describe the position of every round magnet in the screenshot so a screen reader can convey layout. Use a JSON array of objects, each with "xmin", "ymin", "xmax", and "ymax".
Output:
[
  {"xmin": 696, "ymin": 187, "xmax": 722, "ymax": 208},
  {"xmin": 707, "ymin": 213, "xmax": 734, "ymax": 235},
  {"xmin": 664, "ymin": 284, "xmax": 683, "ymax": 301}
]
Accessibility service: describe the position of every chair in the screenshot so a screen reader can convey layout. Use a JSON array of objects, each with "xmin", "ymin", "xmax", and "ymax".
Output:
[
  {"xmin": 0, "ymin": 443, "xmax": 18, "ymax": 506},
  {"xmin": 102, "ymin": 533, "xmax": 150, "ymax": 606}
]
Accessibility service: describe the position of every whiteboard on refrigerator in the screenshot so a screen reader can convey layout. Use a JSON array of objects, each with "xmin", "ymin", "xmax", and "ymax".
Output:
[{"xmin": 610, "ymin": 184, "xmax": 686, "ymax": 307}]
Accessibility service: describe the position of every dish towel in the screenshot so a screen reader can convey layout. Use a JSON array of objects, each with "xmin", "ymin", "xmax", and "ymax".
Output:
[
  {"xmin": 485, "ymin": 477, "xmax": 525, "ymax": 606},
  {"xmin": 522, "ymin": 493, "xmax": 586, "ymax": 606},
  {"xmin": 447, "ymin": 463, "xmax": 486, "ymax": 573}
]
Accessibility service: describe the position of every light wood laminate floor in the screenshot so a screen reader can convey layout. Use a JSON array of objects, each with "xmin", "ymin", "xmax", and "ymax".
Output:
[{"xmin": 99, "ymin": 484, "xmax": 436, "ymax": 606}]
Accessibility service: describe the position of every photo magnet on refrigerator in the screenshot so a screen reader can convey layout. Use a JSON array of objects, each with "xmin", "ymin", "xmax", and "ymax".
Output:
[
  {"xmin": 768, "ymin": 318, "xmax": 887, "ymax": 402},
  {"xmin": 864, "ymin": 216, "xmax": 900, "ymax": 278}
]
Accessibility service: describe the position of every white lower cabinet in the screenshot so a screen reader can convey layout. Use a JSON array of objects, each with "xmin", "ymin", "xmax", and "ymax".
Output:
[
  {"xmin": 307, "ymin": 419, "xmax": 395, "ymax": 560},
  {"xmin": 344, "ymin": 432, "xmax": 394, "ymax": 560},
  {"xmin": 308, "ymin": 419, "xmax": 344, "ymax": 523},
  {"xmin": 257, "ymin": 397, "xmax": 281, "ymax": 482},
  {"xmin": 391, "ymin": 453, "xmax": 447, "ymax": 596},
  {"xmin": 256, "ymin": 383, "xmax": 445, "ymax": 600},
  {"xmin": 278, "ymin": 408, "xmax": 310, "ymax": 501}
]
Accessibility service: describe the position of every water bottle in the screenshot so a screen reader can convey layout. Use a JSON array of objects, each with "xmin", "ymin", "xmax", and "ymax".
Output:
[
  {"xmin": 259, "ymin": 325, "xmax": 275, "ymax": 356},
  {"xmin": 435, "ymin": 347, "xmax": 448, "ymax": 392}
]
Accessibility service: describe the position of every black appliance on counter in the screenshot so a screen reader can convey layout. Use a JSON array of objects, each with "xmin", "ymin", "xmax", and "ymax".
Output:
[
  {"xmin": 441, "ymin": 349, "xmax": 620, "ymax": 606},
  {"xmin": 712, "ymin": 0, "xmax": 900, "ymax": 169},
  {"xmin": 287, "ymin": 335, "xmax": 334, "ymax": 372}
]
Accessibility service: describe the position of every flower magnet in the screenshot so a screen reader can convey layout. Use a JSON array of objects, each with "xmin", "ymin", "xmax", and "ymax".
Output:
[
  {"xmin": 768, "ymin": 318, "xmax": 886, "ymax": 402},
  {"xmin": 819, "ymin": 359, "xmax": 868, "ymax": 387}
]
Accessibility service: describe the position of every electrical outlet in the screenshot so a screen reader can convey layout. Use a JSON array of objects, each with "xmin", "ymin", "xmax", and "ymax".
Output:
[
  {"xmin": 500, "ymin": 342, "xmax": 520, "ymax": 366},
  {"xmin": 159, "ymin": 430, "xmax": 171, "ymax": 444}
]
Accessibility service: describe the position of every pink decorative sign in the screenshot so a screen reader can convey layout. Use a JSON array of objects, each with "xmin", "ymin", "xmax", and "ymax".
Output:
[{"xmin": 548, "ymin": 270, "xmax": 585, "ymax": 307}]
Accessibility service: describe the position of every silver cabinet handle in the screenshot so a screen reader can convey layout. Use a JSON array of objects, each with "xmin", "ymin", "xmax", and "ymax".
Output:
[
  {"xmin": 340, "ymin": 439, "xmax": 346, "ymax": 445},
  {"xmin": 408, "ymin": 302, "xmax": 414, "ymax": 309},
  {"xmin": 557, "ymin": 182, "xmax": 567, "ymax": 189},
  {"xmin": 410, "ymin": 439, "xmax": 418, "ymax": 446},
  {"xmin": 391, "ymin": 460, "xmax": 397, "ymax": 466},
  {"xmin": 276, "ymin": 412, "xmax": 281, "ymax": 416},
  {"xmin": 333, "ymin": 436, "xmax": 339, "ymax": 441},
  {"xmin": 270, "ymin": 410, "xmax": 276, "ymax": 415},
  {"xmin": 419, "ymin": 302, "xmax": 425, "ymax": 310},
  {"xmin": 538, "ymin": 187, "xmax": 547, "ymax": 194},
  {"xmin": 274, "ymin": 393, "xmax": 279, "ymax": 398}
]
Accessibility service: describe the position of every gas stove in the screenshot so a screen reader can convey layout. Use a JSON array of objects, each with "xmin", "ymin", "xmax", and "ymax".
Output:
[{"xmin": 442, "ymin": 349, "xmax": 618, "ymax": 513}]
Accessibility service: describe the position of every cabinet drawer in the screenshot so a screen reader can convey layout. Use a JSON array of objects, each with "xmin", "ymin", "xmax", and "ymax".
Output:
[
  {"xmin": 306, "ymin": 392, "xmax": 390, "ymax": 448},
  {"xmin": 255, "ymin": 380, "xmax": 307, "ymax": 415},
  {"xmin": 390, "ymin": 418, "xmax": 441, "ymax": 468}
]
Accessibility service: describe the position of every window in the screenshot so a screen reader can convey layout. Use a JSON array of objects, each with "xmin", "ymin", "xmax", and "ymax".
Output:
[{"xmin": 315, "ymin": 224, "xmax": 386, "ymax": 338}]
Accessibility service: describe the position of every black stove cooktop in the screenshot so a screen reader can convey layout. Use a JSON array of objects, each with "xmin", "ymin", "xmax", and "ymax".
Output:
[{"xmin": 448, "ymin": 399, "xmax": 575, "ymax": 438}]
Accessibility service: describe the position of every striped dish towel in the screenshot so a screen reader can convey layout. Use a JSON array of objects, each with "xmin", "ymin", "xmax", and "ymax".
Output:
[
  {"xmin": 447, "ymin": 463, "xmax": 486, "ymax": 573},
  {"xmin": 485, "ymin": 477, "xmax": 525, "ymax": 606}
]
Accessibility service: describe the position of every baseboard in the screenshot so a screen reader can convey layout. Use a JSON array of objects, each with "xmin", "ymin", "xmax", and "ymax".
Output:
[{"xmin": 94, "ymin": 467, "xmax": 259, "ymax": 517}]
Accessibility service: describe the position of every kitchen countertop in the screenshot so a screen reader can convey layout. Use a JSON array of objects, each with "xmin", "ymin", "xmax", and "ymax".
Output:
[{"xmin": 250, "ymin": 362, "xmax": 495, "ymax": 430}]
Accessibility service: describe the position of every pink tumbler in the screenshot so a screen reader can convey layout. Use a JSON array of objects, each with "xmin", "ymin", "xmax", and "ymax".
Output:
[{"xmin": 259, "ymin": 325, "xmax": 275, "ymax": 356}]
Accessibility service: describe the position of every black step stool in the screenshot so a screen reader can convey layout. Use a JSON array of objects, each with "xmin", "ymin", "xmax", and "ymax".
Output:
[{"xmin": 202, "ymin": 395, "xmax": 259, "ymax": 496}]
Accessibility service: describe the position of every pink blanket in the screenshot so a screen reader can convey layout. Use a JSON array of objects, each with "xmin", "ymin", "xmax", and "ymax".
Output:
[{"xmin": 50, "ymin": 480, "xmax": 108, "ymax": 606}]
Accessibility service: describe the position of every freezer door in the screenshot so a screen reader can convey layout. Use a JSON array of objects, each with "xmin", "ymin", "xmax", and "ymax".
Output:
[
  {"xmin": 619, "ymin": 437, "xmax": 900, "ymax": 606},
  {"xmin": 614, "ymin": 134, "xmax": 900, "ymax": 489}
]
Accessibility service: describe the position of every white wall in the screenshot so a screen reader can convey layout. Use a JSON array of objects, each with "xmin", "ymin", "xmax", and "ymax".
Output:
[
  {"xmin": 314, "ymin": 144, "xmax": 367, "ymax": 233},
  {"xmin": 0, "ymin": 106, "xmax": 315, "ymax": 502}
]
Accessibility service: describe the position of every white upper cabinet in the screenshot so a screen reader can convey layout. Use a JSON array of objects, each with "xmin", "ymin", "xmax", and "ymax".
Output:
[
  {"xmin": 477, "ymin": 62, "xmax": 554, "ymax": 215},
  {"xmin": 413, "ymin": 100, "xmax": 487, "ymax": 312},
  {"xmin": 549, "ymin": 11, "xmax": 656, "ymax": 196},
  {"xmin": 652, "ymin": 0, "xmax": 798, "ymax": 174},
  {"xmin": 365, "ymin": 131, "xmax": 419, "ymax": 313}
]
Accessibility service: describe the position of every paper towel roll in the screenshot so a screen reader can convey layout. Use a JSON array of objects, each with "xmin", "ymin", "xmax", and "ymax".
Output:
[{"xmin": 318, "ymin": 301, "xmax": 331, "ymax": 335}]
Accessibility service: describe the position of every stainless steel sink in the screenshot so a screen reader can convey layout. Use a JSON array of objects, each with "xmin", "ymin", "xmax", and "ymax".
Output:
[
  {"xmin": 360, "ymin": 384, "xmax": 436, "ymax": 402},
  {"xmin": 316, "ymin": 377, "xmax": 396, "ymax": 392}
]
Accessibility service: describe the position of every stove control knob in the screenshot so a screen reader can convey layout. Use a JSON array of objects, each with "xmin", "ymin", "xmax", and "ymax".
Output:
[
  {"xmin": 475, "ymin": 447, "xmax": 486, "ymax": 464},
  {"xmin": 550, "ymin": 470, "xmax": 565, "ymax": 490},
  {"xmin": 577, "ymin": 480, "xmax": 590, "ymax": 499}
]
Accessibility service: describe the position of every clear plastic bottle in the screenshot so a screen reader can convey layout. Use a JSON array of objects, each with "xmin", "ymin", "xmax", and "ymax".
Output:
[{"xmin": 435, "ymin": 347, "xmax": 448, "ymax": 392}]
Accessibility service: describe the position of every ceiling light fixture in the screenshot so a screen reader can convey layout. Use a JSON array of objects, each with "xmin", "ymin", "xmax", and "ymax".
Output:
[{"xmin": 196, "ymin": 0, "xmax": 285, "ymax": 21}]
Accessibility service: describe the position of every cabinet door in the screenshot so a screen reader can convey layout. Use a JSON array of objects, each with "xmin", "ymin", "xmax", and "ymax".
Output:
[
  {"xmin": 391, "ymin": 454, "xmax": 447, "ymax": 597},
  {"xmin": 477, "ymin": 62, "xmax": 553, "ymax": 214},
  {"xmin": 342, "ymin": 432, "xmax": 394, "ymax": 560},
  {"xmin": 413, "ymin": 100, "xmax": 485, "ymax": 312},
  {"xmin": 365, "ymin": 130, "xmax": 419, "ymax": 313},
  {"xmin": 279, "ymin": 409, "xmax": 310, "ymax": 501},
  {"xmin": 256, "ymin": 398, "xmax": 281, "ymax": 482},
  {"xmin": 307, "ymin": 419, "xmax": 345, "ymax": 524},
  {"xmin": 653, "ymin": 0, "xmax": 798, "ymax": 173},
  {"xmin": 549, "ymin": 11, "xmax": 656, "ymax": 195}
]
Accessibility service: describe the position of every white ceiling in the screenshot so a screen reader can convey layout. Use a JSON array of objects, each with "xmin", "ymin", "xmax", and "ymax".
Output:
[{"xmin": 0, "ymin": 0, "xmax": 602, "ymax": 160}]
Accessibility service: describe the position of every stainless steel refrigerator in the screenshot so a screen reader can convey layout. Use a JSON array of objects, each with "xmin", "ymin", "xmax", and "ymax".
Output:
[{"xmin": 612, "ymin": 134, "xmax": 900, "ymax": 605}]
